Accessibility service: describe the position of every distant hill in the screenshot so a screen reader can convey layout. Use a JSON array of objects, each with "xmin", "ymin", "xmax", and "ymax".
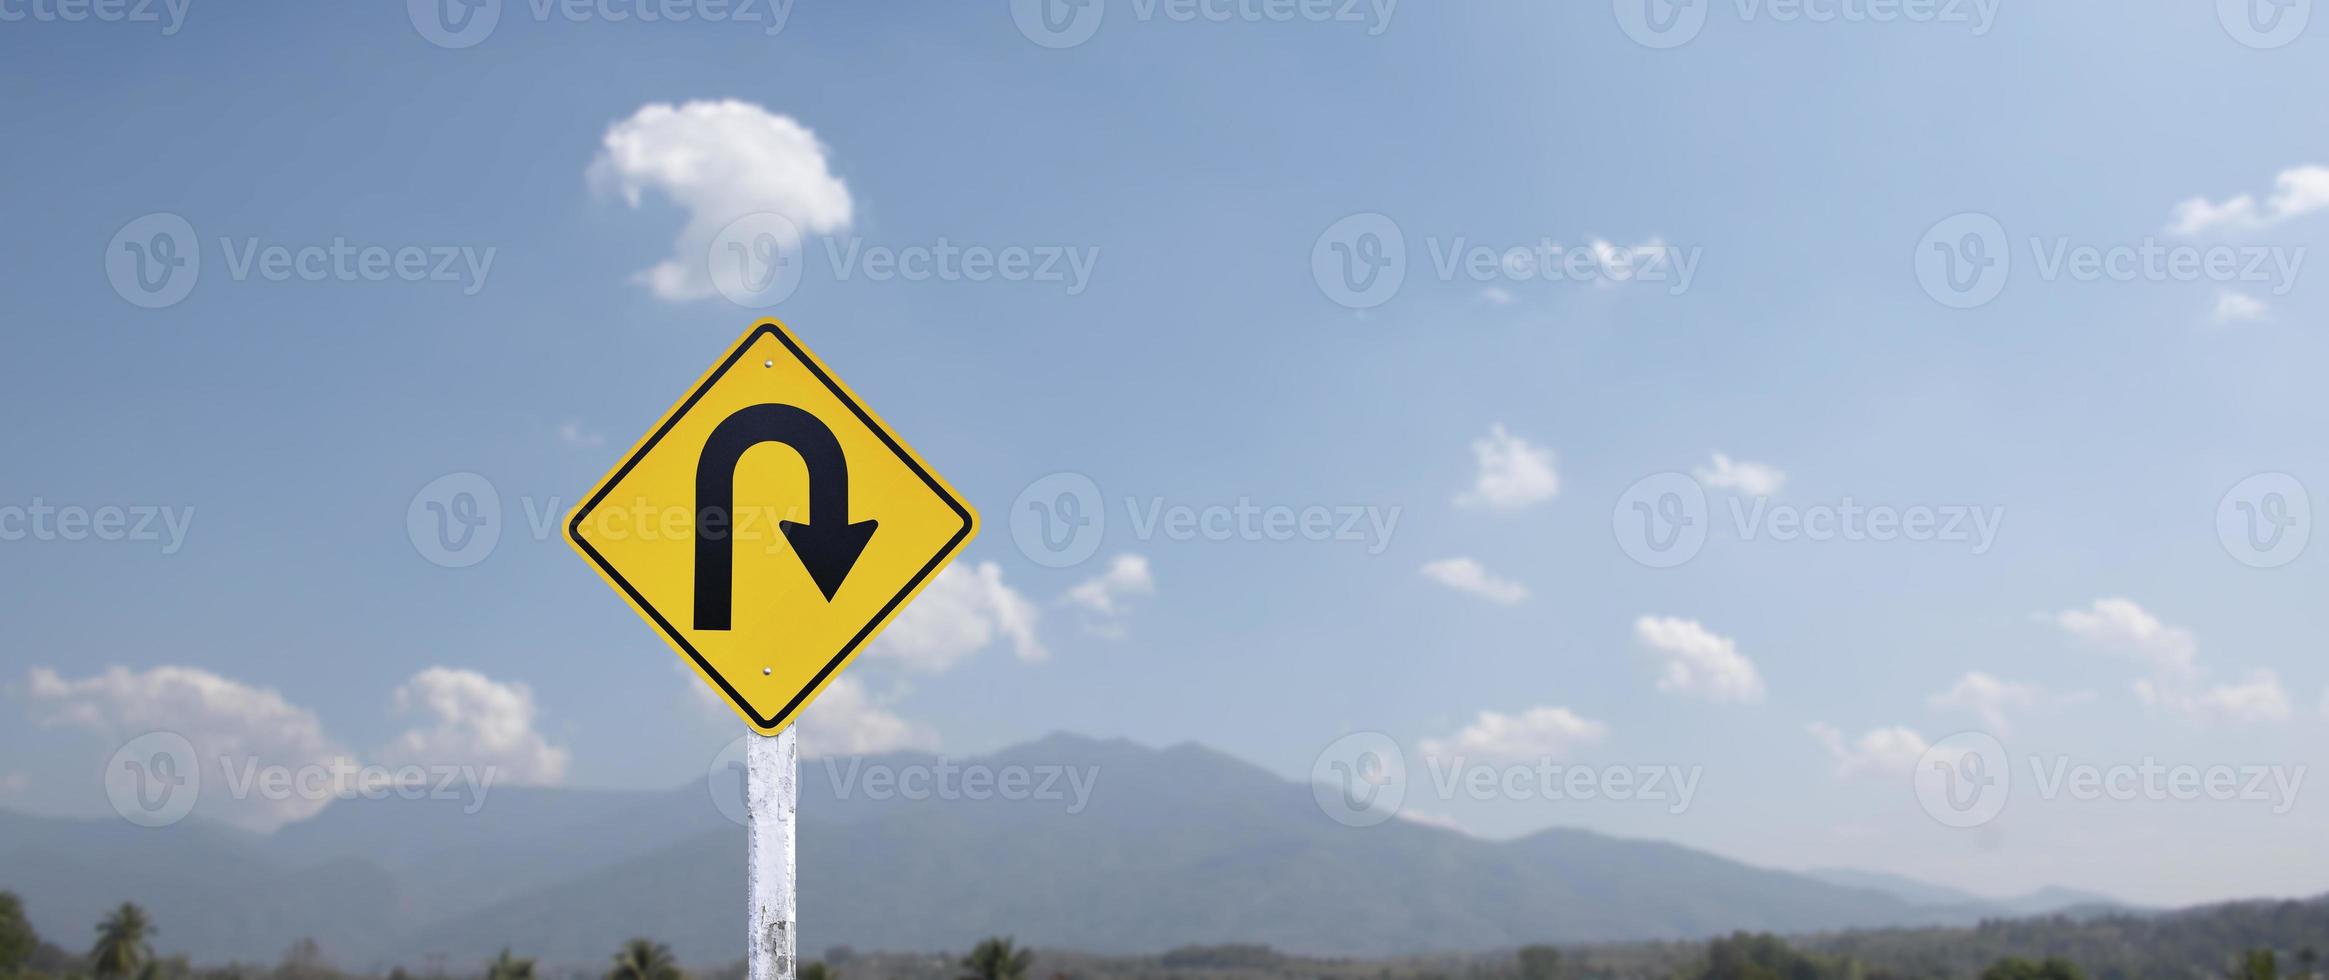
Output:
[
  {"xmin": 1803, "ymin": 869, "xmax": 2135, "ymax": 918},
  {"xmin": 2, "ymin": 734, "xmax": 2034, "ymax": 970}
]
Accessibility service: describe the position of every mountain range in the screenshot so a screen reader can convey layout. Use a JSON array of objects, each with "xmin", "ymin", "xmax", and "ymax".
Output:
[{"xmin": 0, "ymin": 734, "xmax": 2123, "ymax": 971}]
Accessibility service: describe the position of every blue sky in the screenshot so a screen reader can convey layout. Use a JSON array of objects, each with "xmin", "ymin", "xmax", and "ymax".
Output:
[{"xmin": 5, "ymin": 0, "xmax": 2329, "ymax": 908}]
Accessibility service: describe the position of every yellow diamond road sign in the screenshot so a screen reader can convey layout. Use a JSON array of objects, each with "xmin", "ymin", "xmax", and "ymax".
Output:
[{"xmin": 567, "ymin": 319, "xmax": 978, "ymax": 734}]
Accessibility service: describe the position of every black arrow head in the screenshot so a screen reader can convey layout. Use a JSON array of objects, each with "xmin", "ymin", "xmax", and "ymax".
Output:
[{"xmin": 780, "ymin": 518, "xmax": 878, "ymax": 600}]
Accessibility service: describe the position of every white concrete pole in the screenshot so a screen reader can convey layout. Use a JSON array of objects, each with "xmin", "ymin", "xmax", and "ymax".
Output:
[{"xmin": 746, "ymin": 728, "xmax": 798, "ymax": 980}]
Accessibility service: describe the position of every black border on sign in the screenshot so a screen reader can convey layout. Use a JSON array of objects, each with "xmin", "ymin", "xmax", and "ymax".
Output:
[{"xmin": 566, "ymin": 321, "xmax": 977, "ymax": 732}]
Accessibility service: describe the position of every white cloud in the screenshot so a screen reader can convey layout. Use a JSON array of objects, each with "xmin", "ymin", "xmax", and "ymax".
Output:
[
  {"xmin": 1418, "ymin": 557, "xmax": 1528, "ymax": 605},
  {"xmin": 588, "ymin": 100, "xmax": 853, "ymax": 301},
  {"xmin": 2168, "ymin": 164, "xmax": 2329, "ymax": 235},
  {"xmin": 2051, "ymin": 597, "xmax": 2198, "ymax": 673},
  {"xmin": 377, "ymin": 668, "xmax": 569, "ymax": 785},
  {"xmin": 1064, "ymin": 554, "xmax": 1155, "ymax": 617},
  {"xmin": 558, "ymin": 420, "xmax": 607, "ymax": 449},
  {"xmin": 2213, "ymin": 291, "xmax": 2273, "ymax": 325},
  {"xmin": 2050, "ymin": 598, "xmax": 2288, "ymax": 726},
  {"xmin": 1589, "ymin": 238, "xmax": 1670, "ymax": 286},
  {"xmin": 1808, "ymin": 722, "xmax": 1930, "ymax": 780},
  {"xmin": 1456, "ymin": 424, "xmax": 1559, "ymax": 510},
  {"xmin": 1693, "ymin": 452, "xmax": 1786, "ymax": 497},
  {"xmin": 1634, "ymin": 616, "xmax": 1766, "ymax": 704},
  {"xmin": 795, "ymin": 676, "xmax": 938, "ymax": 758},
  {"xmin": 872, "ymin": 561, "xmax": 1044, "ymax": 670},
  {"xmin": 2136, "ymin": 670, "xmax": 2293, "ymax": 726},
  {"xmin": 25, "ymin": 665, "xmax": 356, "ymax": 830},
  {"xmin": 1480, "ymin": 287, "xmax": 1516, "ymax": 306},
  {"xmin": 1420, "ymin": 706, "xmax": 1608, "ymax": 765},
  {"xmin": 1928, "ymin": 671, "xmax": 2041, "ymax": 734}
]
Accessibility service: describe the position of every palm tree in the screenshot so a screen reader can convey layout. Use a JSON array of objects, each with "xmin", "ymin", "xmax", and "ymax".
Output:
[
  {"xmin": 958, "ymin": 938, "xmax": 1032, "ymax": 980},
  {"xmin": 606, "ymin": 940, "xmax": 680, "ymax": 980},
  {"xmin": 89, "ymin": 904, "xmax": 154, "ymax": 980},
  {"xmin": 486, "ymin": 950, "xmax": 536, "ymax": 980}
]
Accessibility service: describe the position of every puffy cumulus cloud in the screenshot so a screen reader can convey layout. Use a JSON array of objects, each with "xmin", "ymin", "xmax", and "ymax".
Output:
[
  {"xmin": 377, "ymin": 668, "xmax": 569, "ymax": 785},
  {"xmin": 2169, "ymin": 164, "xmax": 2329, "ymax": 235},
  {"xmin": 795, "ymin": 676, "xmax": 938, "ymax": 758},
  {"xmin": 588, "ymin": 100, "xmax": 852, "ymax": 301},
  {"xmin": 1693, "ymin": 452, "xmax": 1787, "ymax": 497},
  {"xmin": 2051, "ymin": 598, "xmax": 2198, "ymax": 673},
  {"xmin": 2136, "ymin": 670, "xmax": 2293, "ymax": 726},
  {"xmin": 872, "ymin": 561, "xmax": 1044, "ymax": 670},
  {"xmin": 1420, "ymin": 706, "xmax": 1608, "ymax": 765},
  {"xmin": 24, "ymin": 665, "xmax": 357, "ymax": 830},
  {"xmin": 1456, "ymin": 424, "xmax": 1559, "ymax": 510},
  {"xmin": 2049, "ymin": 598, "xmax": 2288, "ymax": 726},
  {"xmin": 1418, "ymin": 557, "xmax": 1529, "ymax": 605},
  {"xmin": 1634, "ymin": 616, "xmax": 1766, "ymax": 704},
  {"xmin": 1065, "ymin": 554, "xmax": 1156, "ymax": 617},
  {"xmin": 1807, "ymin": 723, "xmax": 1931, "ymax": 780},
  {"xmin": 1928, "ymin": 671, "xmax": 2043, "ymax": 734}
]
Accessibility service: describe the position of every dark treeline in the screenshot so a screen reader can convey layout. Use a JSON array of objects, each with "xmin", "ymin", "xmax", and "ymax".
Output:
[{"xmin": 7, "ymin": 890, "xmax": 2329, "ymax": 980}]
